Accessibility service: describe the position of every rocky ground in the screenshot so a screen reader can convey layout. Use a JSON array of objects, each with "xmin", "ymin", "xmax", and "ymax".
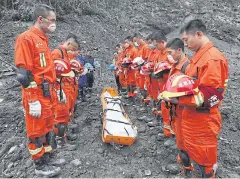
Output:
[{"xmin": 0, "ymin": 0, "xmax": 240, "ymax": 178}]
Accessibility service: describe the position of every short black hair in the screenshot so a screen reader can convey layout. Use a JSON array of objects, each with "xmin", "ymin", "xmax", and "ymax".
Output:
[
  {"xmin": 151, "ymin": 31, "xmax": 167, "ymax": 42},
  {"xmin": 32, "ymin": 4, "xmax": 54, "ymax": 22},
  {"xmin": 146, "ymin": 32, "xmax": 155, "ymax": 41},
  {"xmin": 183, "ymin": 19, "xmax": 207, "ymax": 34},
  {"xmin": 66, "ymin": 33, "xmax": 79, "ymax": 46},
  {"xmin": 115, "ymin": 44, "xmax": 120, "ymax": 48},
  {"xmin": 166, "ymin": 38, "xmax": 184, "ymax": 52},
  {"xmin": 124, "ymin": 35, "xmax": 134, "ymax": 42},
  {"xmin": 180, "ymin": 25, "xmax": 186, "ymax": 34}
]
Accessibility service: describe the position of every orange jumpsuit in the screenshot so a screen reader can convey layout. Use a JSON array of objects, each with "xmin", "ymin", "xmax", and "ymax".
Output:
[
  {"xmin": 118, "ymin": 52, "xmax": 127, "ymax": 90},
  {"xmin": 178, "ymin": 42, "xmax": 229, "ymax": 175},
  {"xmin": 168, "ymin": 57, "xmax": 189, "ymax": 149},
  {"xmin": 51, "ymin": 46, "xmax": 72, "ymax": 134},
  {"xmin": 135, "ymin": 43, "xmax": 151, "ymax": 90},
  {"xmin": 145, "ymin": 49, "xmax": 161, "ymax": 101},
  {"xmin": 155, "ymin": 50, "xmax": 173, "ymax": 137},
  {"xmin": 15, "ymin": 26, "xmax": 56, "ymax": 160},
  {"xmin": 125, "ymin": 45, "xmax": 137, "ymax": 97},
  {"xmin": 67, "ymin": 51, "xmax": 79, "ymax": 116}
]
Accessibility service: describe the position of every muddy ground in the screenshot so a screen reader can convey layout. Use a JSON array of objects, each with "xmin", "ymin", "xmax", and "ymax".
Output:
[{"xmin": 0, "ymin": 0, "xmax": 240, "ymax": 178}]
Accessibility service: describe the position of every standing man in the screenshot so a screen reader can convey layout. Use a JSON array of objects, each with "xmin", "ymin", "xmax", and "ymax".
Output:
[
  {"xmin": 164, "ymin": 19, "xmax": 229, "ymax": 178},
  {"xmin": 133, "ymin": 33, "xmax": 151, "ymax": 104},
  {"xmin": 164, "ymin": 38, "xmax": 191, "ymax": 176},
  {"xmin": 14, "ymin": 4, "xmax": 60, "ymax": 177},
  {"xmin": 123, "ymin": 36, "xmax": 138, "ymax": 103},
  {"xmin": 84, "ymin": 49, "xmax": 95, "ymax": 94},
  {"xmin": 51, "ymin": 35, "xmax": 79, "ymax": 143}
]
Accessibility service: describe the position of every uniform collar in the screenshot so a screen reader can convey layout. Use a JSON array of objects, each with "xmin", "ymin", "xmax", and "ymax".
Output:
[
  {"xmin": 30, "ymin": 26, "xmax": 48, "ymax": 42},
  {"xmin": 191, "ymin": 41, "xmax": 213, "ymax": 64},
  {"xmin": 160, "ymin": 48, "xmax": 166, "ymax": 56},
  {"xmin": 175, "ymin": 56, "xmax": 188, "ymax": 70}
]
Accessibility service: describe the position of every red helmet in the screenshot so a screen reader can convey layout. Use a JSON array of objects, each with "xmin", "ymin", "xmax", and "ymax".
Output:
[
  {"xmin": 54, "ymin": 59, "xmax": 74, "ymax": 77},
  {"xmin": 140, "ymin": 62, "xmax": 154, "ymax": 75},
  {"xmin": 162, "ymin": 73, "xmax": 199, "ymax": 98},
  {"xmin": 154, "ymin": 61, "xmax": 171, "ymax": 75},
  {"xmin": 121, "ymin": 57, "xmax": 132, "ymax": 68},
  {"xmin": 70, "ymin": 59, "xmax": 84, "ymax": 73}
]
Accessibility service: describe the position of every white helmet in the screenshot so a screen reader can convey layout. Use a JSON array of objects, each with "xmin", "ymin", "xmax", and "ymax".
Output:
[{"xmin": 132, "ymin": 57, "xmax": 145, "ymax": 69}]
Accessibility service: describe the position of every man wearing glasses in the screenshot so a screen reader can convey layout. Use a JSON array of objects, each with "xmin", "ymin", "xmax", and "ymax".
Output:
[{"xmin": 14, "ymin": 4, "xmax": 60, "ymax": 177}]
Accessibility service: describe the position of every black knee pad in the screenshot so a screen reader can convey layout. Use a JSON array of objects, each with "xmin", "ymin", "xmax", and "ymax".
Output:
[
  {"xmin": 29, "ymin": 135, "xmax": 45, "ymax": 148},
  {"xmin": 45, "ymin": 130, "xmax": 57, "ymax": 150},
  {"xmin": 179, "ymin": 150, "xmax": 191, "ymax": 167},
  {"xmin": 57, "ymin": 123, "xmax": 67, "ymax": 137}
]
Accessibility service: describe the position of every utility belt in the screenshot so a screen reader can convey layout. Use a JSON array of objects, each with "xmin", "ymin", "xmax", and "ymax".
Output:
[{"xmin": 26, "ymin": 81, "xmax": 55, "ymax": 98}]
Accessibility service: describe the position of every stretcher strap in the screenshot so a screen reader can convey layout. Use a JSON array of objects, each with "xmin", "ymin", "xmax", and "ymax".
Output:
[
  {"xmin": 106, "ymin": 118, "xmax": 131, "ymax": 125},
  {"xmin": 104, "ymin": 97, "xmax": 120, "ymax": 100},
  {"xmin": 104, "ymin": 128, "xmax": 113, "ymax": 135},
  {"xmin": 104, "ymin": 108, "xmax": 124, "ymax": 114},
  {"xmin": 124, "ymin": 127, "xmax": 129, "ymax": 136},
  {"xmin": 106, "ymin": 100, "xmax": 122, "ymax": 105}
]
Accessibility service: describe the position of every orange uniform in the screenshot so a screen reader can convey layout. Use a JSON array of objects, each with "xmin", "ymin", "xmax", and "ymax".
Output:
[
  {"xmin": 135, "ymin": 43, "xmax": 151, "ymax": 90},
  {"xmin": 145, "ymin": 49, "xmax": 161, "ymax": 100},
  {"xmin": 125, "ymin": 45, "xmax": 137, "ymax": 97},
  {"xmin": 154, "ymin": 49, "xmax": 172, "ymax": 136},
  {"xmin": 67, "ymin": 51, "xmax": 79, "ymax": 116},
  {"xmin": 168, "ymin": 56, "xmax": 189, "ymax": 149},
  {"xmin": 178, "ymin": 42, "xmax": 228, "ymax": 175},
  {"xmin": 15, "ymin": 26, "xmax": 56, "ymax": 160},
  {"xmin": 118, "ymin": 52, "xmax": 127, "ymax": 90},
  {"xmin": 51, "ymin": 47, "xmax": 72, "ymax": 129}
]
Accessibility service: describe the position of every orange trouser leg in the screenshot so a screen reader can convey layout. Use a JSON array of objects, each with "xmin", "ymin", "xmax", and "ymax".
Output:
[
  {"xmin": 182, "ymin": 107, "xmax": 221, "ymax": 175},
  {"xmin": 63, "ymin": 84, "xmax": 74, "ymax": 118},
  {"xmin": 173, "ymin": 106, "xmax": 185, "ymax": 150},
  {"xmin": 22, "ymin": 87, "xmax": 55, "ymax": 160},
  {"xmin": 127, "ymin": 69, "xmax": 137, "ymax": 97},
  {"xmin": 73, "ymin": 81, "xmax": 79, "ymax": 104},
  {"xmin": 161, "ymin": 102, "xmax": 173, "ymax": 137},
  {"xmin": 150, "ymin": 78, "xmax": 159, "ymax": 102}
]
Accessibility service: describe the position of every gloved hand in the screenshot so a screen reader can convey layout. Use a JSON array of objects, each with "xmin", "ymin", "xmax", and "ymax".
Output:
[
  {"xmin": 57, "ymin": 90, "xmax": 66, "ymax": 103},
  {"xmin": 29, "ymin": 101, "xmax": 41, "ymax": 118}
]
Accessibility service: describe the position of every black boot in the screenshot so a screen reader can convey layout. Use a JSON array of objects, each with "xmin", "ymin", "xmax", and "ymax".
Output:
[{"xmin": 34, "ymin": 157, "xmax": 61, "ymax": 177}]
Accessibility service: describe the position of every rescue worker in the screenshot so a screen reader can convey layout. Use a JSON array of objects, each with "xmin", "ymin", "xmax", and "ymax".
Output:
[
  {"xmin": 14, "ymin": 4, "xmax": 60, "ymax": 177},
  {"xmin": 53, "ymin": 59, "xmax": 75, "ymax": 145},
  {"xmin": 117, "ymin": 42, "xmax": 127, "ymax": 95},
  {"xmin": 164, "ymin": 19, "xmax": 229, "ymax": 178},
  {"xmin": 164, "ymin": 38, "xmax": 191, "ymax": 176},
  {"xmin": 133, "ymin": 33, "xmax": 151, "ymax": 104},
  {"xmin": 141, "ymin": 33, "xmax": 154, "ymax": 105},
  {"xmin": 122, "ymin": 36, "xmax": 138, "ymax": 103},
  {"xmin": 152, "ymin": 32, "xmax": 175, "ymax": 138},
  {"xmin": 51, "ymin": 35, "xmax": 79, "ymax": 142}
]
